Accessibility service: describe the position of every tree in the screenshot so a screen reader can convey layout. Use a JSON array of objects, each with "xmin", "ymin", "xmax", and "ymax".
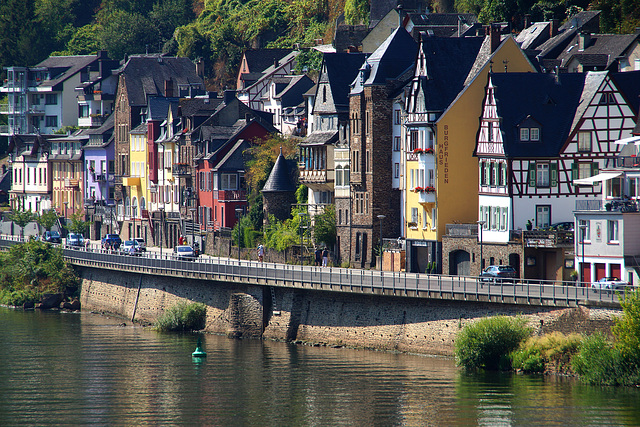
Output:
[
  {"xmin": 98, "ymin": 9, "xmax": 160, "ymax": 60},
  {"xmin": 10, "ymin": 208, "xmax": 36, "ymax": 239},
  {"xmin": 245, "ymin": 135, "xmax": 298, "ymax": 195},
  {"xmin": 612, "ymin": 289, "xmax": 640, "ymax": 361},
  {"xmin": 66, "ymin": 210, "xmax": 90, "ymax": 235},
  {"xmin": 37, "ymin": 209, "xmax": 59, "ymax": 232},
  {"xmin": 61, "ymin": 24, "xmax": 102, "ymax": 55},
  {"xmin": 313, "ymin": 204, "xmax": 336, "ymax": 248},
  {"xmin": 344, "ymin": 0, "xmax": 369, "ymax": 25}
]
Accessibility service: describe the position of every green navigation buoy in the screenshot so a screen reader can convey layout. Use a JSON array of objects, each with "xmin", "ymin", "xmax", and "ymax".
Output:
[{"xmin": 192, "ymin": 336, "xmax": 207, "ymax": 357}]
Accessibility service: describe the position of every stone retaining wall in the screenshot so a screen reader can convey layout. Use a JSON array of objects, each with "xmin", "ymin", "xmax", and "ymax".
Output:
[{"xmin": 79, "ymin": 266, "xmax": 621, "ymax": 356}]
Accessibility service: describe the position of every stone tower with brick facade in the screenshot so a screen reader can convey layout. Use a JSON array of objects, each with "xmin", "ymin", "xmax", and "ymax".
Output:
[{"xmin": 340, "ymin": 28, "xmax": 417, "ymax": 268}]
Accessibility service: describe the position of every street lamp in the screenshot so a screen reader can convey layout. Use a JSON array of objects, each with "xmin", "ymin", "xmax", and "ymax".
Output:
[
  {"xmin": 63, "ymin": 201, "xmax": 68, "ymax": 220},
  {"xmin": 579, "ymin": 223, "xmax": 587, "ymax": 285},
  {"xmin": 108, "ymin": 203, "xmax": 114, "ymax": 235},
  {"xmin": 132, "ymin": 205, "xmax": 137, "ymax": 240},
  {"xmin": 235, "ymin": 207, "xmax": 243, "ymax": 260},
  {"xmin": 298, "ymin": 212, "xmax": 306, "ymax": 265},
  {"xmin": 477, "ymin": 220, "xmax": 486, "ymax": 274},
  {"xmin": 377, "ymin": 214, "xmax": 386, "ymax": 269},
  {"xmin": 159, "ymin": 206, "xmax": 165, "ymax": 258}
]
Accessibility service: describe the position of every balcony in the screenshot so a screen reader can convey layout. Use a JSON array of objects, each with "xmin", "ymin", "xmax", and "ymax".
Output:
[
  {"xmin": 172, "ymin": 163, "xmax": 191, "ymax": 176},
  {"xmin": 615, "ymin": 156, "xmax": 640, "ymax": 168},
  {"xmin": 523, "ymin": 229, "xmax": 574, "ymax": 248},
  {"xmin": 217, "ymin": 190, "xmax": 246, "ymax": 201},
  {"xmin": 122, "ymin": 176, "xmax": 140, "ymax": 187},
  {"xmin": 64, "ymin": 178, "xmax": 79, "ymax": 189},
  {"xmin": 445, "ymin": 223, "xmax": 478, "ymax": 237},
  {"xmin": 413, "ymin": 186, "xmax": 435, "ymax": 204},
  {"xmin": 299, "ymin": 169, "xmax": 332, "ymax": 184},
  {"xmin": 575, "ymin": 199, "xmax": 639, "ymax": 212}
]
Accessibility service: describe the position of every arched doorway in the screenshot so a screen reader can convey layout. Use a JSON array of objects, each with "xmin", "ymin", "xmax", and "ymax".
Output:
[
  {"xmin": 449, "ymin": 250, "xmax": 471, "ymax": 276},
  {"xmin": 509, "ymin": 253, "xmax": 521, "ymax": 278}
]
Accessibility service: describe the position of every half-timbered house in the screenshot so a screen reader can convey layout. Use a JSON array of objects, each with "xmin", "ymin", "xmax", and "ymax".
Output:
[{"xmin": 474, "ymin": 70, "xmax": 640, "ymax": 281}]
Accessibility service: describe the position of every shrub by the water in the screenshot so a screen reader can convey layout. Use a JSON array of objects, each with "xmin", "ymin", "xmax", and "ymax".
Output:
[
  {"xmin": 155, "ymin": 301, "xmax": 207, "ymax": 332},
  {"xmin": 511, "ymin": 332, "xmax": 582, "ymax": 374},
  {"xmin": 455, "ymin": 316, "xmax": 532, "ymax": 371}
]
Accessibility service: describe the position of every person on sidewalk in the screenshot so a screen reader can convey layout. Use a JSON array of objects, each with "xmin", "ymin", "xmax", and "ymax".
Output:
[
  {"xmin": 322, "ymin": 247, "xmax": 328, "ymax": 267},
  {"xmin": 315, "ymin": 247, "xmax": 322, "ymax": 266},
  {"xmin": 257, "ymin": 244, "xmax": 264, "ymax": 262}
]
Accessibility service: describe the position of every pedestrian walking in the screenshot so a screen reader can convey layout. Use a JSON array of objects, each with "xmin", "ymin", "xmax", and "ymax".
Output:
[
  {"xmin": 315, "ymin": 247, "xmax": 322, "ymax": 266},
  {"xmin": 257, "ymin": 244, "xmax": 264, "ymax": 262},
  {"xmin": 322, "ymin": 247, "xmax": 329, "ymax": 267}
]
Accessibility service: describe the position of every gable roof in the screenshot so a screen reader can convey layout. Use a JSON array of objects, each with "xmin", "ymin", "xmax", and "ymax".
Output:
[
  {"xmin": 148, "ymin": 97, "xmax": 179, "ymax": 121},
  {"xmin": 418, "ymin": 35, "xmax": 484, "ymax": 112},
  {"xmin": 119, "ymin": 56, "xmax": 203, "ymax": 106},
  {"xmin": 35, "ymin": 55, "xmax": 100, "ymax": 90},
  {"xmin": 490, "ymin": 72, "xmax": 587, "ymax": 158},
  {"xmin": 242, "ymin": 49, "xmax": 294, "ymax": 75},
  {"xmin": 554, "ymin": 33, "xmax": 640, "ymax": 71},
  {"xmin": 269, "ymin": 75, "xmax": 315, "ymax": 108},
  {"xmin": 610, "ymin": 70, "xmax": 640, "ymax": 114},
  {"xmin": 322, "ymin": 52, "xmax": 366, "ymax": 109}
]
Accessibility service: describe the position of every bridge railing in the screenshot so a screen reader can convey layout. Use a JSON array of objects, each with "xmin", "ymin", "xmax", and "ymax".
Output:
[{"xmin": 0, "ymin": 236, "xmax": 625, "ymax": 307}]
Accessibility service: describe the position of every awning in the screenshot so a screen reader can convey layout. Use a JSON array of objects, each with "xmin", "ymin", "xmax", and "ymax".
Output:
[
  {"xmin": 614, "ymin": 136, "xmax": 640, "ymax": 145},
  {"xmin": 574, "ymin": 171, "xmax": 622, "ymax": 185}
]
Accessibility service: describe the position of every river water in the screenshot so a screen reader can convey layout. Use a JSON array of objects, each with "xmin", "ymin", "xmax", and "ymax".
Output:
[{"xmin": 1, "ymin": 307, "xmax": 639, "ymax": 426}]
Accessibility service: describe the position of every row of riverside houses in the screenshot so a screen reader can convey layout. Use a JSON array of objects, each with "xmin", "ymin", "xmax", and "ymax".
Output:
[
  {"xmin": 2, "ymin": 51, "xmax": 282, "ymax": 249},
  {"xmin": 290, "ymin": 8, "xmax": 640, "ymax": 285}
]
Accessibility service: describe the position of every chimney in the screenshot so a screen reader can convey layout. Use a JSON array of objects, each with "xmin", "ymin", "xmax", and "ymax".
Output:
[
  {"xmin": 195, "ymin": 59, "xmax": 204, "ymax": 78},
  {"xmin": 224, "ymin": 89, "xmax": 236, "ymax": 104},
  {"xmin": 274, "ymin": 59, "xmax": 279, "ymax": 68},
  {"xmin": 397, "ymin": 4, "xmax": 403, "ymax": 29},
  {"xmin": 524, "ymin": 14, "xmax": 531, "ymax": 29},
  {"xmin": 164, "ymin": 80, "xmax": 174, "ymax": 98},
  {"xmin": 578, "ymin": 32, "xmax": 591, "ymax": 51},
  {"xmin": 489, "ymin": 24, "xmax": 501, "ymax": 53},
  {"xmin": 550, "ymin": 19, "xmax": 559, "ymax": 38}
]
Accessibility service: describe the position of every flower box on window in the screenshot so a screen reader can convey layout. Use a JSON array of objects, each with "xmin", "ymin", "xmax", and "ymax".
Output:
[
  {"xmin": 413, "ymin": 148, "xmax": 424, "ymax": 154},
  {"xmin": 413, "ymin": 186, "xmax": 423, "ymax": 193},
  {"xmin": 424, "ymin": 186, "xmax": 435, "ymax": 193},
  {"xmin": 424, "ymin": 147, "xmax": 434, "ymax": 154}
]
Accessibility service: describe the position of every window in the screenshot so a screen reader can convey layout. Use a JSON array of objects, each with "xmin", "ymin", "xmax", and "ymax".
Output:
[
  {"xmin": 480, "ymin": 161, "xmax": 487, "ymax": 185},
  {"xmin": 608, "ymin": 220, "xmax": 619, "ymax": 242},
  {"xmin": 393, "ymin": 136, "xmax": 401, "ymax": 151},
  {"xmin": 578, "ymin": 219, "xmax": 590, "ymax": 242},
  {"xmin": 536, "ymin": 205, "xmax": 550, "ymax": 228},
  {"xmin": 394, "ymin": 163, "xmax": 399, "ymax": 178},
  {"xmin": 394, "ymin": 109, "xmax": 401, "ymax": 125},
  {"xmin": 79, "ymin": 104, "xmax": 89, "ymax": 118},
  {"xmin": 336, "ymin": 166, "xmax": 343, "ymax": 186},
  {"xmin": 45, "ymin": 116, "xmax": 57, "ymax": 127},
  {"xmin": 220, "ymin": 173, "xmax": 237, "ymax": 190},
  {"xmin": 428, "ymin": 169, "xmax": 434, "ymax": 187},
  {"xmin": 530, "ymin": 128, "xmax": 540, "ymax": 141},
  {"xmin": 500, "ymin": 207, "xmax": 507, "ymax": 231},
  {"xmin": 410, "ymin": 207, "xmax": 418, "ymax": 225},
  {"xmin": 45, "ymin": 94, "xmax": 58, "ymax": 105},
  {"xmin": 578, "ymin": 132, "xmax": 592, "ymax": 152},
  {"xmin": 423, "ymin": 208, "xmax": 428, "ymax": 228},
  {"xmin": 520, "ymin": 127, "xmax": 529, "ymax": 141},
  {"xmin": 536, "ymin": 163, "xmax": 550, "ymax": 187},
  {"xmin": 409, "ymin": 130, "xmax": 419, "ymax": 151},
  {"xmin": 608, "ymin": 177, "xmax": 622, "ymax": 198},
  {"xmin": 488, "ymin": 121, "xmax": 493, "ymax": 142},
  {"xmin": 578, "ymin": 163, "xmax": 592, "ymax": 179},
  {"xmin": 491, "ymin": 207, "xmax": 498, "ymax": 230}
]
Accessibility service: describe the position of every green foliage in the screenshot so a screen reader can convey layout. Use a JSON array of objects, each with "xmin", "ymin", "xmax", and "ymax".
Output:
[
  {"xmin": 245, "ymin": 134, "xmax": 299, "ymax": 195},
  {"xmin": 294, "ymin": 49, "xmax": 323, "ymax": 74},
  {"xmin": 455, "ymin": 316, "xmax": 532, "ymax": 371},
  {"xmin": 155, "ymin": 301, "xmax": 207, "ymax": 332},
  {"xmin": 54, "ymin": 125, "xmax": 79, "ymax": 135},
  {"xmin": 296, "ymin": 184, "xmax": 307, "ymax": 204},
  {"xmin": 37, "ymin": 209, "xmax": 59, "ymax": 231},
  {"xmin": 66, "ymin": 210, "xmax": 90, "ymax": 235},
  {"xmin": 0, "ymin": 240, "xmax": 81, "ymax": 305},
  {"xmin": 344, "ymin": 0, "xmax": 369, "ymax": 25},
  {"xmin": 510, "ymin": 332, "xmax": 582, "ymax": 373},
  {"xmin": 571, "ymin": 333, "xmax": 640, "ymax": 386},
  {"xmin": 247, "ymin": 194, "xmax": 264, "ymax": 231},
  {"xmin": 232, "ymin": 214, "xmax": 252, "ymax": 248},
  {"xmin": 98, "ymin": 9, "xmax": 161, "ymax": 60},
  {"xmin": 10, "ymin": 208, "xmax": 36, "ymax": 230},
  {"xmin": 314, "ymin": 204, "xmax": 336, "ymax": 248},
  {"xmin": 58, "ymin": 24, "xmax": 102, "ymax": 55},
  {"xmin": 264, "ymin": 212, "xmax": 307, "ymax": 251},
  {"xmin": 612, "ymin": 288, "xmax": 640, "ymax": 360}
]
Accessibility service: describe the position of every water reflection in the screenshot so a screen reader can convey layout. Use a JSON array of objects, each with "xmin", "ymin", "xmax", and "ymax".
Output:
[{"xmin": 0, "ymin": 308, "xmax": 639, "ymax": 426}]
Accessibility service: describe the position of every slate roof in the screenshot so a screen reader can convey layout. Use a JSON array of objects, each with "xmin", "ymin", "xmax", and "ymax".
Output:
[
  {"xmin": 351, "ymin": 28, "xmax": 417, "ymax": 94},
  {"xmin": 211, "ymin": 139, "xmax": 251, "ymax": 172},
  {"xmin": 408, "ymin": 13, "xmax": 478, "ymax": 27},
  {"xmin": 610, "ymin": 70, "xmax": 640, "ymax": 114},
  {"xmin": 179, "ymin": 96, "xmax": 224, "ymax": 118},
  {"xmin": 300, "ymin": 131, "xmax": 338, "ymax": 146},
  {"xmin": 262, "ymin": 151, "xmax": 297, "ymax": 193},
  {"xmin": 35, "ymin": 55, "xmax": 99, "ymax": 90},
  {"xmin": 490, "ymin": 72, "xmax": 587, "ymax": 158},
  {"xmin": 535, "ymin": 11, "xmax": 602, "ymax": 65},
  {"xmin": 148, "ymin": 97, "xmax": 179, "ymax": 121},
  {"xmin": 242, "ymin": 49, "xmax": 294, "ymax": 74},
  {"xmin": 322, "ymin": 52, "xmax": 366, "ymax": 109},
  {"xmin": 554, "ymin": 33, "xmax": 640, "ymax": 70},
  {"xmin": 269, "ymin": 75, "xmax": 315, "ymax": 108},
  {"xmin": 418, "ymin": 35, "xmax": 484, "ymax": 112},
  {"xmin": 516, "ymin": 21, "xmax": 551, "ymax": 50},
  {"xmin": 118, "ymin": 56, "xmax": 203, "ymax": 107},
  {"xmin": 559, "ymin": 11, "xmax": 601, "ymax": 32}
]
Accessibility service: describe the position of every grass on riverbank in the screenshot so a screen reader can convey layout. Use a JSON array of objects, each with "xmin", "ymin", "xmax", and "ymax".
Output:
[
  {"xmin": 456, "ymin": 289, "xmax": 640, "ymax": 386},
  {"xmin": 155, "ymin": 301, "xmax": 207, "ymax": 332}
]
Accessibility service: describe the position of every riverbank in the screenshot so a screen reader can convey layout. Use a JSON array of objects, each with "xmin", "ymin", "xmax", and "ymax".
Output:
[{"xmin": 78, "ymin": 266, "xmax": 621, "ymax": 356}]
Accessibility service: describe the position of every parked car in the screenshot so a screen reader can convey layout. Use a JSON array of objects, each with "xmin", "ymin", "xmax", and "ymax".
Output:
[
  {"xmin": 101, "ymin": 234, "xmax": 122, "ymax": 249},
  {"xmin": 120, "ymin": 239, "xmax": 142, "ymax": 256},
  {"xmin": 67, "ymin": 233, "xmax": 85, "ymax": 247},
  {"xmin": 174, "ymin": 245, "xmax": 196, "ymax": 260},
  {"xmin": 134, "ymin": 238, "xmax": 146, "ymax": 251},
  {"xmin": 480, "ymin": 265, "xmax": 517, "ymax": 283},
  {"xmin": 42, "ymin": 230, "xmax": 62, "ymax": 243},
  {"xmin": 591, "ymin": 277, "xmax": 630, "ymax": 291}
]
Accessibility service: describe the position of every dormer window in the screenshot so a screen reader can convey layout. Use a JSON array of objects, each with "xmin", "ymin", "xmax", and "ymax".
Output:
[{"xmin": 519, "ymin": 126, "xmax": 540, "ymax": 142}]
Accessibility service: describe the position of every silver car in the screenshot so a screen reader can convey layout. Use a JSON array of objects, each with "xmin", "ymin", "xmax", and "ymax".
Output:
[
  {"xmin": 174, "ymin": 245, "xmax": 196, "ymax": 260},
  {"xmin": 591, "ymin": 277, "xmax": 631, "ymax": 291}
]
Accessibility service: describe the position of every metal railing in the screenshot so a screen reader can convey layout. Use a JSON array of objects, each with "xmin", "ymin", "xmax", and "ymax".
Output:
[{"xmin": 0, "ymin": 236, "xmax": 628, "ymax": 308}]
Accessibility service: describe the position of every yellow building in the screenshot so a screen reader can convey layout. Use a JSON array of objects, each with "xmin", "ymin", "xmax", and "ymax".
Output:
[
  {"xmin": 122, "ymin": 123, "xmax": 149, "ymax": 240},
  {"xmin": 403, "ymin": 28, "xmax": 536, "ymax": 273}
]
